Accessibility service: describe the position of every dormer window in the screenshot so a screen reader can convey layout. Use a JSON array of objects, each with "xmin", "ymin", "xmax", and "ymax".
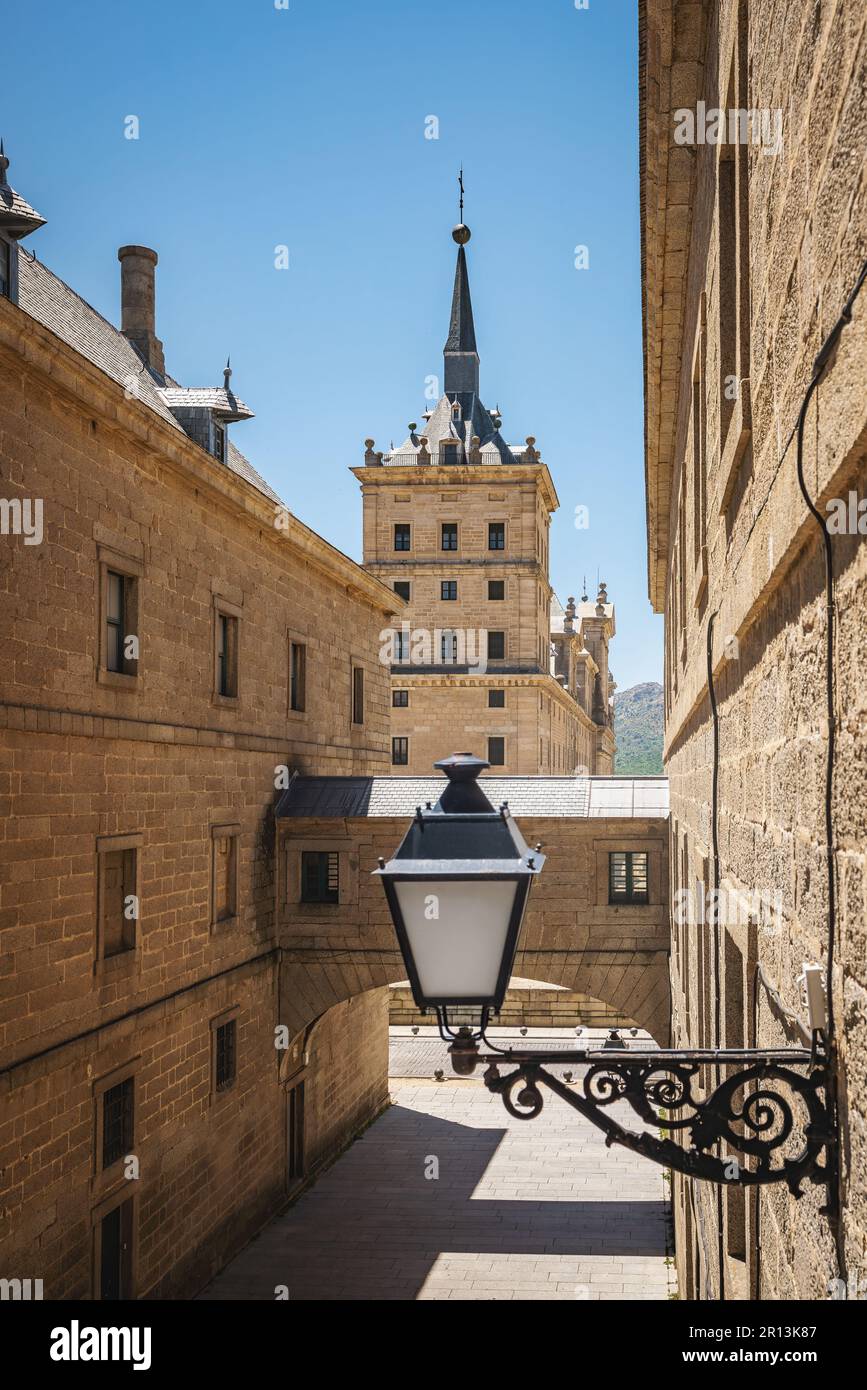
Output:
[
  {"xmin": 213, "ymin": 421, "xmax": 226, "ymax": 462},
  {"xmin": 441, "ymin": 439, "xmax": 460, "ymax": 464}
]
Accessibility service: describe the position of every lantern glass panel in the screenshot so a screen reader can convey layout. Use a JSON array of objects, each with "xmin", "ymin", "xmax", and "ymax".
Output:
[{"xmin": 394, "ymin": 878, "xmax": 519, "ymax": 1001}]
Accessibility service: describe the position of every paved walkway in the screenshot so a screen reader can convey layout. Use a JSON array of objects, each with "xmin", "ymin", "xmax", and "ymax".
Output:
[{"xmin": 201, "ymin": 1040, "xmax": 674, "ymax": 1301}]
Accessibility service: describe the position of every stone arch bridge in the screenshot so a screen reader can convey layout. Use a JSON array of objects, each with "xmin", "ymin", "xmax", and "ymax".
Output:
[{"xmin": 274, "ymin": 775, "xmax": 671, "ymax": 1046}]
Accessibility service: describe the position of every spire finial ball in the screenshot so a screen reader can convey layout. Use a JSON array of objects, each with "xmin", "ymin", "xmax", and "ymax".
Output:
[{"xmin": 452, "ymin": 223, "xmax": 471, "ymax": 245}]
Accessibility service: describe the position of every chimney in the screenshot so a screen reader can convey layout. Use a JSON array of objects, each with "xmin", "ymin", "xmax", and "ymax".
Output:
[{"xmin": 118, "ymin": 245, "xmax": 165, "ymax": 375}]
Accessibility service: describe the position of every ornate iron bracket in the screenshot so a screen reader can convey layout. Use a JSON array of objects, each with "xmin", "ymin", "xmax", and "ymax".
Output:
[{"xmin": 445, "ymin": 1025, "xmax": 833, "ymax": 1195}]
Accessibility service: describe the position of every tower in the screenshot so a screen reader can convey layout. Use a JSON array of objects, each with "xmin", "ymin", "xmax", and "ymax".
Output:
[{"xmin": 351, "ymin": 207, "xmax": 614, "ymax": 775}]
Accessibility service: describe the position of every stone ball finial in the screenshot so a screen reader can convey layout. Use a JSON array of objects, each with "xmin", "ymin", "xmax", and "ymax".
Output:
[
  {"xmin": 408, "ymin": 423, "xmax": 417, "ymax": 433},
  {"xmin": 364, "ymin": 438, "xmax": 375, "ymax": 450},
  {"xmin": 526, "ymin": 436, "xmax": 536, "ymax": 447},
  {"xmin": 452, "ymin": 223, "xmax": 471, "ymax": 245}
]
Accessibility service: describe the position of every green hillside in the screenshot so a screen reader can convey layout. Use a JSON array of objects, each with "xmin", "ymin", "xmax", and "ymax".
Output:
[{"xmin": 613, "ymin": 681, "xmax": 664, "ymax": 775}]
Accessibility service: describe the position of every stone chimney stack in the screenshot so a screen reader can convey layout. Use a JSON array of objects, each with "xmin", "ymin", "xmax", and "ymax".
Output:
[{"xmin": 118, "ymin": 245, "xmax": 165, "ymax": 375}]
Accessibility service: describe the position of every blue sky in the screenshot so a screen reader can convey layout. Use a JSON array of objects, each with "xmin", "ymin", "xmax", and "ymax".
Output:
[{"xmin": 4, "ymin": 0, "xmax": 662, "ymax": 691}]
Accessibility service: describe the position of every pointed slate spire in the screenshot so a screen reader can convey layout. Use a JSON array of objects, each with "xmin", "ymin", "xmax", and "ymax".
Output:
[
  {"xmin": 444, "ymin": 220, "xmax": 479, "ymax": 396},
  {"xmin": 0, "ymin": 139, "xmax": 47, "ymax": 239}
]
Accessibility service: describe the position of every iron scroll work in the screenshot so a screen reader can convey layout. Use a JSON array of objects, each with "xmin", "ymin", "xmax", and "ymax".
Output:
[{"xmin": 446, "ymin": 1026, "xmax": 833, "ymax": 1195}]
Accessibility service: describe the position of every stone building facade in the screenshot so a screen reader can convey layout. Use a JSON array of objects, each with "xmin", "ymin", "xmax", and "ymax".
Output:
[
  {"xmin": 352, "ymin": 222, "xmax": 616, "ymax": 777},
  {"xmin": 641, "ymin": 0, "xmax": 866, "ymax": 1298},
  {"xmin": 274, "ymin": 774, "xmax": 671, "ymax": 1047},
  {"xmin": 0, "ymin": 153, "xmax": 396, "ymax": 1298}
]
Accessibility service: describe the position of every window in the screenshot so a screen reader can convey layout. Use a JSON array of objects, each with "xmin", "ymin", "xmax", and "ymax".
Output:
[
  {"xmin": 488, "ymin": 579, "xmax": 505, "ymax": 600},
  {"xmin": 392, "ymin": 736, "xmax": 409, "ymax": 766},
  {"xmin": 213, "ymin": 421, "xmax": 226, "ymax": 462},
  {"xmin": 440, "ymin": 630, "xmax": 458, "ymax": 663},
  {"xmin": 102, "ymin": 1078, "xmax": 134, "ymax": 1170},
  {"xmin": 105, "ymin": 571, "xmax": 137, "ymax": 676},
  {"xmin": 488, "ymin": 522, "xmax": 505, "ymax": 550},
  {"xmin": 488, "ymin": 736, "xmax": 505, "ymax": 766},
  {"xmin": 441, "ymin": 439, "xmax": 460, "ymax": 463},
  {"xmin": 488, "ymin": 689, "xmax": 505, "ymax": 709},
  {"xmin": 487, "ymin": 631, "xmax": 505, "ymax": 660},
  {"xmin": 394, "ymin": 524, "xmax": 411, "ymax": 551},
  {"xmin": 393, "ymin": 629, "xmax": 409, "ymax": 663},
  {"xmin": 301, "ymin": 850, "xmax": 339, "ymax": 903},
  {"xmin": 0, "ymin": 237, "xmax": 11, "ymax": 298},
  {"xmin": 288, "ymin": 1081, "xmax": 305, "ymax": 1185},
  {"xmin": 441, "ymin": 522, "xmax": 458, "ymax": 551},
  {"xmin": 215, "ymin": 611, "xmax": 239, "ymax": 698},
  {"xmin": 211, "ymin": 827, "xmax": 239, "ymax": 926},
  {"xmin": 289, "ymin": 640, "xmax": 306, "ymax": 712},
  {"xmin": 98, "ymin": 1198, "xmax": 134, "ymax": 1301},
  {"xmin": 98, "ymin": 845, "xmax": 137, "ymax": 959},
  {"xmin": 394, "ymin": 580, "xmax": 411, "ymax": 601},
  {"xmin": 215, "ymin": 1020, "xmax": 237, "ymax": 1092},
  {"xmin": 608, "ymin": 851, "xmax": 649, "ymax": 905},
  {"xmin": 441, "ymin": 580, "xmax": 457, "ymax": 601},
  {"xmin": 393, "ymin": 689, "xmax": 409, "ymax": 708},
  {"xmin": 352, "ymin": 666, "xmax": 364, "ymax": 724},
  {"xmin": 718, "ymin": 1, "xmax": 751, "ymax": 521}
]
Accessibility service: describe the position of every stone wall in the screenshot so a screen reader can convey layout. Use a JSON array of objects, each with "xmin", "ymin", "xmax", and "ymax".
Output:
[
  {"xmin": 641, "ymin": 0, "xmax": 867, "ymax": 1299},
  {"xmin": 277, "ymin": 814, "xmax": 671, "ymax": 1045},
  {"xmin": 389, "ymin": 980, "xmax": 633, "ymax": 1032},
  {"xmin": 0, "ymin": 287, "xmax": 396, "ymax": 1298}
]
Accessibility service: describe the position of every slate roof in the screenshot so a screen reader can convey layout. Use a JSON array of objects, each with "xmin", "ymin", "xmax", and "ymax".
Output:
[
  {"xmin": 381, "ymin": 227, "xmax": 536, "ymax": 469},
  {"xmin": 385, "ymin": 392, "xmax": 518, "ymax": 467},
  {"xmin": 275, "ymin": 775, "xmax": 669, "ymax": 820},
  {"xmin": 157, "ymin": 386, "xmax": 254, "ymax": 421},
  {"xmin": 16, "ymin": 250, "xmax": 281, "ymax": 506},
  {"xmin": 0, "ymin": 180, "xmax": 47, "ymax": 236},
  {"xmin": 444, "ymin": 244, "xmax": 477, "ymax": 353}
]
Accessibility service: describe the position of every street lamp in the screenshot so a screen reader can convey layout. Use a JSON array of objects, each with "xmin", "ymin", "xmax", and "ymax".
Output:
[
  {"xmin": 377, "ymin": 755, "xmax": 836, "ymax": 1206},
  {"xmin": 375, "ymin": 752, "xmax": 544, "ymax": 1035}
]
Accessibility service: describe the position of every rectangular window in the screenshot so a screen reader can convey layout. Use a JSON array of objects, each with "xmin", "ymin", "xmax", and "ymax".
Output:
[
  {"xmin": 288, "ymin": 1081, "xmax": 305, "ymax": 1184},
  {"xmin": 392, "ymin": 736, "xmax": 409, "ymax": 766},
  {"xmin": 215, "ymin": 1020, "xmax": 237, "ymax": 1092},
  {"xmin": 216, "ymin": 612, "xmax": 239, "ymax": 698},
  {"xmin": 488, "ymin": 522, "xmax": 505, "ymax": 550},
  {"xmin": 102, "ymin": 1078, "xmax": 134, "ymax": 1170},
  {"xmin": 487, "ymin": 736, "xmax": 505, "ymax": 766},
  {"xmin": 393, "ymin": 629, "xmax": 409, "ymax": 662},
  {"xmin": 99, "ymin": 1198, "xmax": 134, "ymax": 1301},
  {"xmin": 608, "ymin": 851, "xmax": 649, "ymax": 905},
  {"xmin": 392, "ymin": 689, "xmax": 409, "ymax": 707},
  {"xmin": 212, "ymin": 828, "xmax": 239, "ymax": 925},
  {"xmin": 0, "ymin": 238, "xmax": 10, "ymax": 298},
  {"xmin": 106, "ymin": 571, "xmax": 136, "ymax": 675},
  {"xmin": 352, "ymin": 666, "xmax": 365, "ymax": 724},
  {"xmin": 393, "ymin": 580, "xmax": 411, "ymax": 601},
  {"xmin": 394, "ymin": 524, "xmax": 411, "ymax": 551},
  {"xmin": 440, "ymin": 630, "xmax": 458, "ymax": 663},
  {"xmin": 301, "ymin": 850, "xmax": 339, "ymax": 904},
  {"xmin": 441, "ymin": 580, "xmax": 457, "ymax": 601},
  {"xmin": 99, "ymin": 847, "xmax": 137, "ymax": 958},
  {"xmin": 213, "ymin": 422, "xmax": 226, "ymax": 462},
  {"xmin": 289, "ymin": 640, "xmax": 306, "ymax": 713},
  {"xmin": 488, "ymin": 689, "xmax": 505, "ymax": 708},
  {"xmin": 487, "ymin": 579, "xmax": 505, "ymax": 600},
  {"xmin": 441, "ymin": 522, "xmax": 458, "ymax": 551},
  {"xmin": 487, "ymin": 631, "xmax": 505, "ymax": 660}
]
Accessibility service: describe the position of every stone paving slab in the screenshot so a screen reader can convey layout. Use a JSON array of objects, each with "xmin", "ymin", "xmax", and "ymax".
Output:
[{"xmin": 200, "ymin": 1061, "xmax": 675, "ymax": 1302}]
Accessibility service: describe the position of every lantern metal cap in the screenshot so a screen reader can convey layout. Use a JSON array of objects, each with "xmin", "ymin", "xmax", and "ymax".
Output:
[{"xmin": 433, "ymin": 751, "xmax": 494, "ymax": 814}]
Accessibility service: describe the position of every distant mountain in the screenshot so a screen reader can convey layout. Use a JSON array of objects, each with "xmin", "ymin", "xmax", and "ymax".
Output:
[{"xmin": 613, "ymin": 682, "xmax": 664, "ymax": 775}]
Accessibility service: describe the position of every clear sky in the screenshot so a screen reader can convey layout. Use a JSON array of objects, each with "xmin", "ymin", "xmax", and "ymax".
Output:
[{"xmin": 4, "ymin": 0, "xmax": 662, "ymax": 691}]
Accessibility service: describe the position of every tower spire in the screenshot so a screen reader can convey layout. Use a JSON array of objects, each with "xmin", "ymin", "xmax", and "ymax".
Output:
[{"xmin": 444, "ymin": 175, "xmax": 479, "ymax": 397}]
